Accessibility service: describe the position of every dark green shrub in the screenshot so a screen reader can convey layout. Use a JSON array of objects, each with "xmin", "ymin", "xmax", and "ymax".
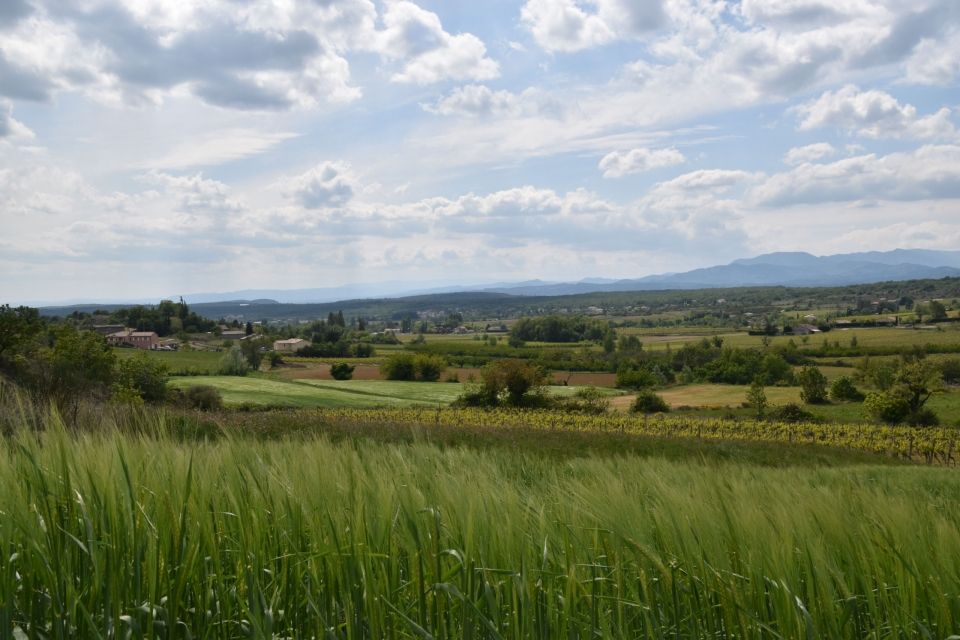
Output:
[
  {"xmin": 381, "ymin": 353, "xmax": 416, "ymax": 380},
  {"xmin": 616, "ymin": 365, "xmax": 657, "ymax": 390},
  {"xmin": 767, "ymin": 403, "xmax": 818, "ymax": 423},
  {"xmin": 797, "ymin": 367, "xmax": 829, "ymax": 404},
  {"xmin": 413, "ymin": 354, "xmax": 447, "ymax": 382},
  {"xmin": 940, "ymin": 358, "xmax": 960, "ymax": 384},
  {"xmin": 185, "ymin": 385, "xmax": 223, "ymax": 411},
  {"xmin": 330, "ymin": 363, "xmax": 355, "ymax": 380},
  {"xmin": 829, "ymin": 376, "xmax": 864, "ymax": 402},
  {"xmin": 907, "ymin": 408, "xmax": 940, "ymax": 427},
  {"xmin": 631, "ymin": 390, "xmax": 669, "ymax": 414},
  {"xmin": 456, "ymin": 359, "xmax": 548, "ymax": 407}
]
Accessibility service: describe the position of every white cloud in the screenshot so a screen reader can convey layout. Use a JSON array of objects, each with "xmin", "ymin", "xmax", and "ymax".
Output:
[
  {"xmin": 794, "ymin": 85, "xmax": 958, "ymax": 140},
  {"xmin": 0, "ymin": 0, "xmax": 361, "ymax": 110},
  {"xmin": 422, "ymin": 84, "xmax": 557, "ymax": 118},
  {"xmin": 599, "ymin": 147, "xmax": 685, "ymax": 178},
  {"xmin": 751, "ymin": 145, "xmax": 960, "ymax": 206},
  {"xmin": 415, "ymin": 2, "xmax": 960, "ymax": 172},
  {"xmin": 0, "ymin": 0, "xmax": 501, "ymax": 110},
  {"xmin": 827, "ymin": 221, "xmax": 960, "ymax": 252},
  {"xmin": 0, "ymin": 101, "xmax": 33, "ymax": 140},
  {"xmin": 139, "ymin": 171, "xmax": 244, "ymax": 216},
  {"xmin": 443, "ymin": 186, "xmax": 564, "ymax": 218},
  {"xmin": 652, "ymin": 169, "xmax": 758, "ymax": 193},
  {"xmin": 739, "ymin": 0, "xmax": 875, "ymax": 28},
  {"xmin": 520, "ymin": 0, "xmax": 666, "ymax": 52},
  {"xmin": 137, "ymin": 129, "xmax": 297, "ymax": 170},
  {"xmin": 904, "ymin": 32, "xmax": 960, "ymax": 85},
  {"xmin": 280, "ymin": 161, "xmax": 359, "ymax": 209},
  {"xmin": 378, "ymin": 1, "xmax": 499, "ymax": 85},
  {"xmin": 783, "ymin": 142, "xmax": 837, "ymax": 165}
]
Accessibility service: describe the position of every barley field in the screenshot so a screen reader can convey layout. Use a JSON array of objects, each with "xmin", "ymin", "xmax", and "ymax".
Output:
[{"xmin": 1, "ymin": 414, "xmax": 959, "ymax": 638}]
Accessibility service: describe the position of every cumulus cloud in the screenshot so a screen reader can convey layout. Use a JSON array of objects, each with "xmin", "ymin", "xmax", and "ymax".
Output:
[
  {"xmin": 751, "ymin": 145, "xmax": 960, "ymax": 206},
  {"xmin": 738, "ymin": 0, "xmax": 872, "ymax": 28},
  {"xmin": 794, "ymin": 85, "xmax": 958, "ymax": 140},
  {"xmin": 521, "ymin": 0, "xmax": 666, "ymax": 52},
  {"xmin": 0, "ymin": 0, "xmax": 361, "ymax": 109},
  {"xmin": 599, "ymin": 147, "xmax": 685, "ymax": 178},
  {"xmin": 0, "ymin": 100, "xmax": 33, "ymax": 139},
  {"xmin": 139, "ymin": 171, "xmax": 244, "ymax": 216},
  {"xmin": 442, "ymin": 186, "xmax": 564, "ymax": 218},
  {"xmin": 422, "ymin": 84, "xmax": 558, "ymax": 118},
  {"xmin": 378, "ymin": 1, "xmax": 499, "ymax": 85},
  {"xmin": 783, "ymin": 142, "xmax": 837, "ymax": 165},
  {"xmin": 281, "ymin": 161, "xmax": 359, "ymax": 209},
  {"xmin": 904, "ymin": 32, "xmax": 960, "ymax": 85},
  {"xmin": 0, "ymin": 0, "xmax": 500, "ymax": 110}
]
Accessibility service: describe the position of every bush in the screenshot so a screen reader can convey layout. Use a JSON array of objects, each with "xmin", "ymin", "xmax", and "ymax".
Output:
[
  {"xmin": 746, "ymin": 378, "xmax": 768, "ymax": 419},
  {"xmin": 114, "ymin": 352, "xmax": 168, "ymax": 403},
  {"xmin": 940, "ymin": 358, "xmax": 960, "ymax": 384},
  {"xmin": 829, "ymin": 376, "xmax": 864, "ymax": 402},
  {"xmin": 381, "ymin": 353, "xmax": 417, "ymax": 380},
  {"xmin": 413, "ymin": 354, "xmax": 447, "ymax": 382},
  {"xmin": 330, "ymin": 363, "xmax": 355, "ymax": 380},
  {"xmin": 556, "ymin": 387, "xmax": 610, "ymax": 414},
  {"xmin": 631, "ymin": 390, "xmax": 669, "ymax": 414},
  {"xmin": 352, "ymin": 343, "xmax": 376, "ymax": 357},
  {"xmin": 456, "ymin": 359, "xmax": 548, "ymax": 408},
  {"xmin": 615, "ymin": 365, "xmax": 658, "ymax": 390},
  {"xmin": 863, "ymin": 390, "xmax": 910, "ymax": 424},
  {"xmin": 907, "ymin": 408, "xmax": 940, "ymax": 427},
  {"xmin": 218, "ymin": 346, "xmax": 248, "ymax": 376},
  {"xmin": 767, "ymin": 403, "xmax": 818, "ymax": 423},
  {"xmin": 185, "ymin": 385, "xmax": 223, "ymax": 411},
  {"xmin": 797, "ymin": 367, "xmax": 829, "ymax": 404},
  {"xmin": 381, "ymin": 353, "xmax": 447, "ymax": 381}
]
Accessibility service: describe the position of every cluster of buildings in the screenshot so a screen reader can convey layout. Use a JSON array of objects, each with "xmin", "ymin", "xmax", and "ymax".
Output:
[{"xmin": 93, "ymin": 326, "xmax": 164, "ymax": 350}]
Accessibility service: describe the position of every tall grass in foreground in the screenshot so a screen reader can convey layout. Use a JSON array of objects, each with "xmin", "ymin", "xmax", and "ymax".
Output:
[{"xmin": 0, "ymin": 410, "xmax": 958, "ymax": 638}]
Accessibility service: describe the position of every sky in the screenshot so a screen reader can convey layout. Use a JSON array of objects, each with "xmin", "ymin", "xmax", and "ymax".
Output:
[{"xmin": 1, "ymin": 0, "xmax": 959, "ymax": 303}]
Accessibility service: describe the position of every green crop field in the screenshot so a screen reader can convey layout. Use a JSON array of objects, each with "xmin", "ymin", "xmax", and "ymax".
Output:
[
  {"xmin": 0, "ymin": 403, "xmax": 959, "ymax": 637},
  {"xmin": 113, "ymin": 347, "xmax": 223, "ymax": 374},
  {"xmin": 723, "ymin": 326, "xmax": 960, "ymax": 349},
  {"xmin": 656, "ymin": 383, "xmax": 960, "ymax": 426},
  {"xmin": 169, "ymin": 376, "xmax": 623, "ymax": 409},
  {"xmin": 619, "ymin": 326, "xmax": 960, "ymax": 352}
]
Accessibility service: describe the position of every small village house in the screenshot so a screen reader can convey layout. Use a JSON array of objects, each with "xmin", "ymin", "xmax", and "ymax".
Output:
[
  {"xmin": 106, "ymin": 329, "xmax": 159, "ymax": 349},
  {"xmin": 273, "ymin": 338, "xmax": 307, "ymax": 353}
]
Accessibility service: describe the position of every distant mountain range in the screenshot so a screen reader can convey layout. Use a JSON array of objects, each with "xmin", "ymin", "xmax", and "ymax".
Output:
[
  {"xmin": 30, "ymin": 249, "xmax": 960, "ymax": 309},
  {"xmin": 474, "ymin": 249, "xmax": 960, "ymax": 296},
  {"xmin": 186, "ymin": 248, "xmax": 960, "ymax": 302}
]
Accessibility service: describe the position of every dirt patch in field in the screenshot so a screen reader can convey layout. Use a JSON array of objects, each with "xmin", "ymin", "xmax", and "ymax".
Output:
[
  {"xmin": 274, "ymin": 363, "xmax": 616, "ymax": 386},
  {"xmin": 550, "ymin": 372, "xmax": 617, "ymax": 387},
  {"xmin": 609, "ymin": 395, "xmax": 637, "ymax": 412}
]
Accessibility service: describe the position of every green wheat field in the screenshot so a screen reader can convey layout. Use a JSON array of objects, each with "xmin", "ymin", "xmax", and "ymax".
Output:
[{"xmin": 0, "ymin": 397, "xmax": 958, "ymax": 638}]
